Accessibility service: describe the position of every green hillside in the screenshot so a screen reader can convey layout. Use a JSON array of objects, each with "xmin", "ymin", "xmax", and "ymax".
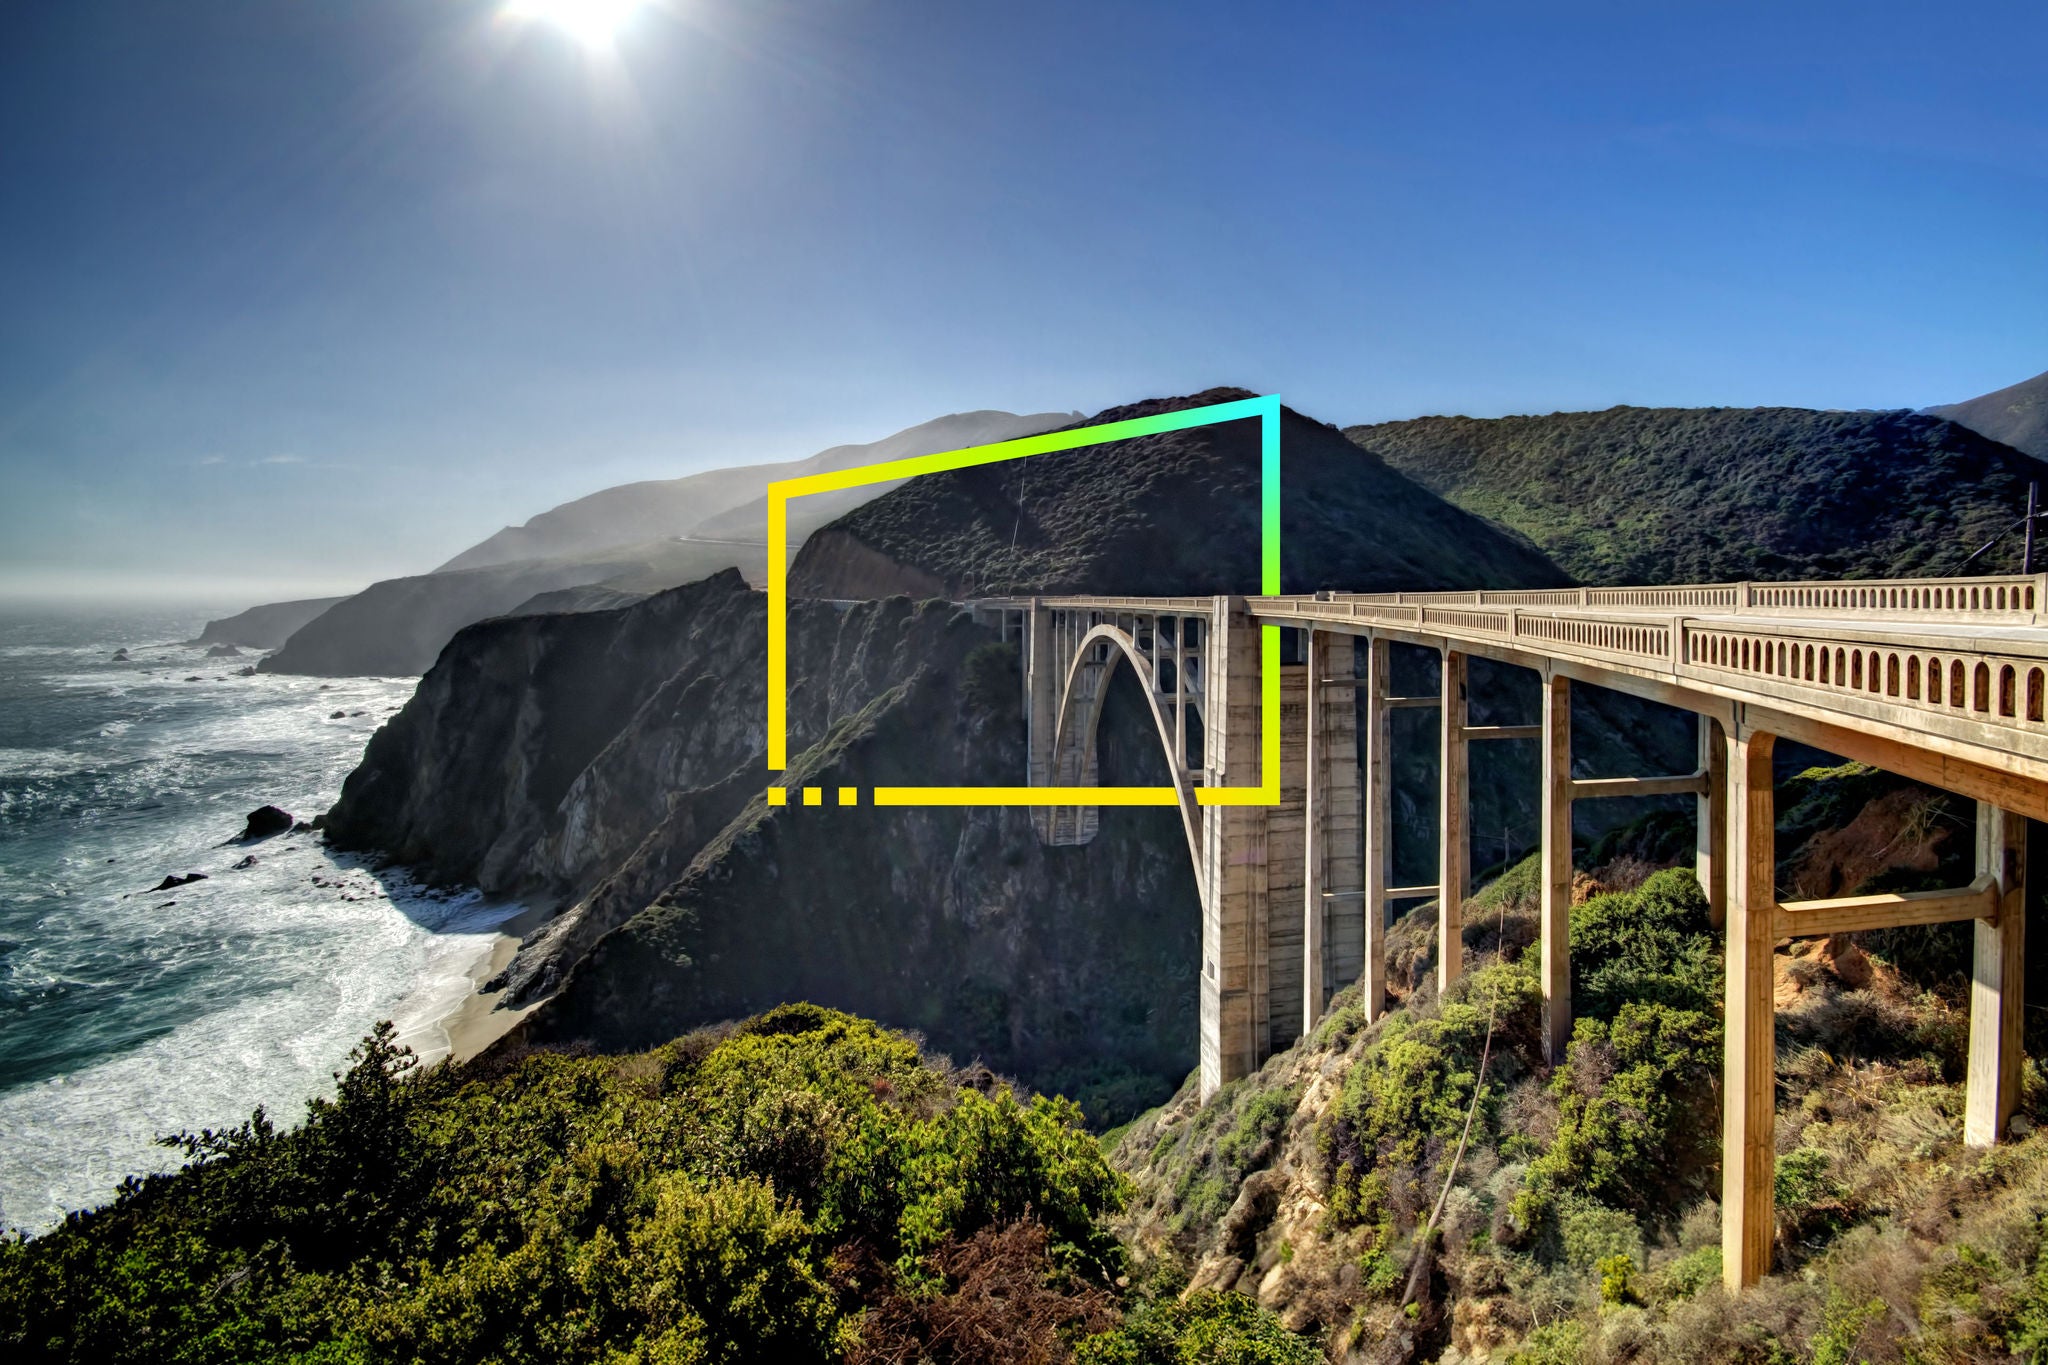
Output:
[
  {"xmin": 0, "ymin": 1006, "xmax": 1318, "ymax": 1364},
  {"xmin": 1344, "ymin": 406, "xmax": 2047, "ymax": 586}
]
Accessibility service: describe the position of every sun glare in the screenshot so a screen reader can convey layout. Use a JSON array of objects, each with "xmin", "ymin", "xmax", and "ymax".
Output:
[{"xmin": 503, "ymin": 0, "xmax": 649, "ymax": 49}]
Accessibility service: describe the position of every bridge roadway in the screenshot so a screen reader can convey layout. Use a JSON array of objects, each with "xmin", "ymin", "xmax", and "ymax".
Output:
[{"xmin": 972, "ymin": 573, "xmax": 2048, "ymax": 1289}]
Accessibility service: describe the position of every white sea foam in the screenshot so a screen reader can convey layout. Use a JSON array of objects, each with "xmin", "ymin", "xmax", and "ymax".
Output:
[{"xmin": 0, "ymin": 609, "xmax": 525, "ymax": 1233}]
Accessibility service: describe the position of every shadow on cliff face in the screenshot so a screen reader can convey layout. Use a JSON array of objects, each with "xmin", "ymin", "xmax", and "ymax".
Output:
[
  {"xmin": 508, "ymin": 640, "xmax": 1203, "ymax": 1130},
  {"xmin": 319, "ymin": 568, "xmax": 1205, "ymax": 1126}
]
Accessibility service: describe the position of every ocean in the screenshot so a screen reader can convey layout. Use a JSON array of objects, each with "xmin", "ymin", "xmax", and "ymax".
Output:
[{"xmin": 0, "ymin": 604, "xmax": 522, "ymax": 1233}]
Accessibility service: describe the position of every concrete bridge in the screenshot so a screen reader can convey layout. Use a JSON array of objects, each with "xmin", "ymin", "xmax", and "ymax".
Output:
[{"xmin": 973, "ymin": 573, "xmax": 2048, "ymax": 1289}]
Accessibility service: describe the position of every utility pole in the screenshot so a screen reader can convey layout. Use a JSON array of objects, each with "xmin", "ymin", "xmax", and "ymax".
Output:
[{"xmin": 2027, "ymin": 482, "xmax": 2039, "ymax": 576}]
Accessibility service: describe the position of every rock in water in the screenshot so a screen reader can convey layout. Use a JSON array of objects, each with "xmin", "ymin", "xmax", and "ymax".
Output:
[
  {"xmin": 204, "ymin": 644, "xmax": 242, "ymax": 658},
  {"xmin": 111, "ymin": 648, "xmax": 130, "ymax": 661},
  {"xmin": 240, "ymin": 805, "xmax": 295, "ymax": 841},
  {"xmin": 231, "ymin": 855, "xmax": 259, "ymax": 870},
  {"xmin": 151, "ymin": 872, "xmax": 208, "ymax": 891}
]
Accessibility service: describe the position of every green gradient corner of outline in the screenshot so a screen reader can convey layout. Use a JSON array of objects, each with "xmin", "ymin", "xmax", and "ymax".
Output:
[{"xmin": 764, "ymin": 392, "xmax": 1282, "ymax": 806}]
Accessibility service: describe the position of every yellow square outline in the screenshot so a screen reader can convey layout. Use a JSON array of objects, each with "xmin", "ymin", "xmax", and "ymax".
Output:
[{"xmin": 766, "ymin": 394, "xmax": 1282, "ymax": 808}]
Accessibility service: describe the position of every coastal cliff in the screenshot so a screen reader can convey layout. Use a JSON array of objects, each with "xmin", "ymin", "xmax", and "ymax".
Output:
[{"xmin": 327, "ymin": 569, "xmax": 1200, "ymax": 1114}]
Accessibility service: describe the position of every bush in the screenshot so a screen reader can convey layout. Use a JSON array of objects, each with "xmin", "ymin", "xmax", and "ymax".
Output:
[
  {"xmin": 1513, "ymin": 1003, "xmax": 1721, "ymax": 1234},
  {"xmin": 1570, "ymin": 868, "xmax": 1720, "ymax": 1020},
  {"xmin": 1322, "ymin": 958, "xmax": 1542, "ymax": 1209},
  {"xmin": 1074, "ymin": 1290, "xmax": 1323, "ymax": 1364},
  {"xmin": 1654, "ymin": 1244, "xmax": 1723, "ymax": 1300},
  {"xmin": 1505, "ymin": 1319, "xmax": 1587, "ymax": 1365}
]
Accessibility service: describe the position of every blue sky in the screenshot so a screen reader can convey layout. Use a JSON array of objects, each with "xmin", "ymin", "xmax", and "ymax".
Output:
[{"xmin": 2, "ymin": 0, "xmax": 2044, "ymax": 600}]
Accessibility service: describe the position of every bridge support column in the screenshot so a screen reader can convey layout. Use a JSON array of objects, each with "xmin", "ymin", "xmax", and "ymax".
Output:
[
  {"xmin": 1966, "ymin": 803, "xmax": 2028, "ymax": 1146},
  {"xmin": 1697, "ymin": 715, "xmax": 1729, "ymax": 930},
  {"xmin": 1722, "ymin": 727, "xmax": 1777, "ymax": 1290},
  {"xmin": 1268, "ymin": 658, "xmax": 1309, "ymax": 1050},
  {"xmin": 1199, "ymin": 600, "xmax": 1266, "ymax": 1099},
  {"xmin": 1362, "ymin": 636, "xmax": 1391, "ymax": 1022},
  {"xmin": 1540, "ymin": 674, "xmax": 1573, "ymax": 1064},
  {"xmin": 1304, "ymin": 631, "xmax": 1363, "ymax": 1033},
  {"xmin": 1025, "ymin": 601, "xmax": 1057, "ymax": 842},
  {"xmin": 1439, "ymin": 648, "xmax": 1469, "ymax": 993}
]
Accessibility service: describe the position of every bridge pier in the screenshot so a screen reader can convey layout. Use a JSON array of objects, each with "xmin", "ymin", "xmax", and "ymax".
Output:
[
  {"xmin": 1967, "ymin": 801, "xmax": 2028, "ymax": 1147},
  {"xmin": 1200, "ymin": 600, "xmax": 1267, "ymax": 1096},
  {"xmin": 1304, "ymin": 630, "xmax": 1363, "ymax": 1034},
  {"xmin": 1722, "ymin": 727, "xmax": 1779, "ymax": 1289},
  {"xmin": 1540, "ymin": 675, "xmax": 1574, "ymax": 1063},
  {"xmin": 1440, "ymin": 649, "xmax": 1470, "ymax": 992},
  {"xmin": 1361, "ymin": 636, "xmax": 1392, "ymax": 1023}
]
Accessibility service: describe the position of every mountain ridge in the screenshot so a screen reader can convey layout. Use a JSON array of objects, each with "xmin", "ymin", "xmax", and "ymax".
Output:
[
  {"xmin": 1343, "ymin": 403, "xmax": 2047, "ymax": 585},
  {"xmin": 790, "ymin": 388, "xmax": 1570, "ymax": 601},
  {"xmin": 1927, "ymin": 367, "xmax": 2048, "ymax": 461},
  {"xmin": 436, "ymin": 408, "xmax": 1075, "ymax": 573}
]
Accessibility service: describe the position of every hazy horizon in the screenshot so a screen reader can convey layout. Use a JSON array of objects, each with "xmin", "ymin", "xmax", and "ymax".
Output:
[{"xmin": 5, "ymin": 0, "xmax": 2045, "ymax": 600}]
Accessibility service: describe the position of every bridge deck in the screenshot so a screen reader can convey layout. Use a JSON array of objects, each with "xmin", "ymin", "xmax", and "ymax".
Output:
[
  {"xmin": 982, "ymin": 573, "xmax": 2045, "ymax": 1289},
  {"xmin": 977, "ymin": 573, "xmax": 2048, "ymax": 803}
]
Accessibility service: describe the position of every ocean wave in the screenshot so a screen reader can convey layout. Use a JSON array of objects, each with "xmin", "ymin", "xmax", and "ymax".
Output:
[{"xmin": 0, "ymin": 622, "xmax": 511, "ymax": 1233}]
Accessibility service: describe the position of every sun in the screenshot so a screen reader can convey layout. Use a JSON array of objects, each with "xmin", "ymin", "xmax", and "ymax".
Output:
[{"xmin": 502, "ymin": 0, "xmax": 650, "ymax": 49}]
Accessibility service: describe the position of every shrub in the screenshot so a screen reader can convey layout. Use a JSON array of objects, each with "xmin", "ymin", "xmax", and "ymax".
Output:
[
  {"xmin": 1322, "ymin": 958, "xmax": 1542, "ymax": 1214},
  {"xmin": 1505, "ymin": 1319, "xmax": 1587, "ymax": 1365},
  {"xmin": 1512, "ymin": 1003, "xmax": 1721, "ymax": 1234},
  {"xmin": 1654, "ymin": 1244, "xmax": 1723, "ymax": 1300},
  {"xmin": 1073, "ymin": 1290, "xmax": 1323, "ymax": 1364},
  {"xmin": 1569, "ymin": 868, "xmax": 1720, "ymax": 1020}
]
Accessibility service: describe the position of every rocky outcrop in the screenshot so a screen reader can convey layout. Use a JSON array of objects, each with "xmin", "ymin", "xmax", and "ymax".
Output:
[
  {"xmin": 238, "ymin": 805, "xmax": 294, "ymax": 841},
  {"xmin": 193, "ymin": 596, "xmax": 345, "ymax": 650},
  {"xmin": 327, "ymin": 569, "xmax": 764, "ymax": 889},
  {"xmin": 259, "ymin": 539, "xmax": 771, "ymax": 677}
]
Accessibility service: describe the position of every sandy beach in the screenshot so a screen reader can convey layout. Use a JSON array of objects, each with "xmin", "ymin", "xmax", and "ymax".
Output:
[{"xmin": 439, "ymin": 902, "xmax": 554, "ymax": 1062}]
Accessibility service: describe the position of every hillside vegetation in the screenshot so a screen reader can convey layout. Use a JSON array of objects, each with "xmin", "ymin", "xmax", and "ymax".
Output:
[
  {"xmin": 0, "ymin": 1004, "xmax": 1319, "ymax": 1363},
  {"xmin": 14, "ymin": 768, "xmax": 2041, "ymax": 1363},
  {"xmin": 1105, "ymin": 764, "xmax": 2048, "ymax": 1363},
  {"xmin": 1344, "ymin": 406, "xmax": 2046, "ymax": 585}
]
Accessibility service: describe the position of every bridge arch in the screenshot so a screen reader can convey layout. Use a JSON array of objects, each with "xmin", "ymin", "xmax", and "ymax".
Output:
[{"xmin": 1044, "ymin": 623, "xmax": 1202, "ymax": 867}]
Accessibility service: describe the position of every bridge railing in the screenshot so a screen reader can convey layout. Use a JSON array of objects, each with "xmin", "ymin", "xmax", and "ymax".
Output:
[
  {"xmin": 1252, "ymin": 593, "xmax": 2048, "ymax": 760},
  {"xmin": 976, "ymin": 579, "xmax": 2048, "ymax": 762},
  {"xmin": 1316, "ymin": 573, "xmax": 2046, "ymax": 624}
]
